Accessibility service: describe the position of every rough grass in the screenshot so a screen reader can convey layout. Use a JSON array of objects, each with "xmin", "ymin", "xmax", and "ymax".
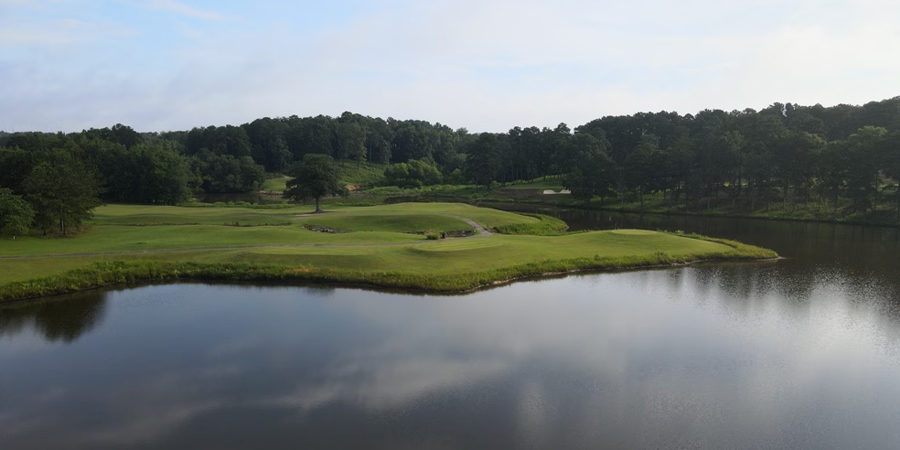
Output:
[
  {"xmin": 493, "ymin": 214, "xmax": 569, "ymax": 235},
  {"xmin": 0, "ymin": 202, "xmax": 777, "ymax": 302},
  {"xmin": 337, "ymin": 161, "xmax": 388, "ymax": 187},
  {"xmin": 501, "ymin": 177, "xmax": 566, "ymax": 191}
]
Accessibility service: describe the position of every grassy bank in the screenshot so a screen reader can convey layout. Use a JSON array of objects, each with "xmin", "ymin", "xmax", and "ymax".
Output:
[{"xmin": 0, "ymin": 203, "xmax": 776, "ymax": 302}]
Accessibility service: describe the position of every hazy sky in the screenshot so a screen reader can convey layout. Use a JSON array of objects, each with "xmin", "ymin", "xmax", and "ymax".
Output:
[{"xmin": 2, "ymin": 0, "xmax": 898, "ymax": 133}]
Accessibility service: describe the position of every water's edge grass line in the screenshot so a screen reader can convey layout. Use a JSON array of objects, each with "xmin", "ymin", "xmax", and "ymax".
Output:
[{"xmin": 0, "ymin": 234, "xmax": 777, "ymax": 303}]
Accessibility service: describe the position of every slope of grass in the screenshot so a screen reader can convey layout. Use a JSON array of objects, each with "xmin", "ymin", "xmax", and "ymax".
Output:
[
  {"xmin": 493, "ymin": 214, "xmax": 569, "ymax": 235},
  {"xmin": 300, "ymin": 214, "xmax": 472, "ymax": 233},
  {"xmin": 337, "ymin": 161, "xmax": 388, "ymax": 187},
  {"xmin": 339, "ymin": 203, "xmax": 539, "ymax": 229},
  {"xmin": 501, "ymin": 177, "xmax": 566, "ymax": 190},
  {"xmin": 261, "ymin": 176, "xmax": 289, "ymax": 191}
]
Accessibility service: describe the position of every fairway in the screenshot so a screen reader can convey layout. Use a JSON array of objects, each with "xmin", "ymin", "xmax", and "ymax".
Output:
[{"xmin": 0, "ymin": 202, "xmax": 777, "ymax": 299}]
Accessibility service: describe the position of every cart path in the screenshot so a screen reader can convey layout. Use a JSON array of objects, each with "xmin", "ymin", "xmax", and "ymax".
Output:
[{"xmin": 444, "ymin": 214, "xmax": 492, "ymax": 237}]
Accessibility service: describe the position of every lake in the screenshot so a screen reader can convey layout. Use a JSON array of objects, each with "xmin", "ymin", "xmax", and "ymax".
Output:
[{"xmin": 2, "ymin": 211, "xmax": 899, "ymax": 449}]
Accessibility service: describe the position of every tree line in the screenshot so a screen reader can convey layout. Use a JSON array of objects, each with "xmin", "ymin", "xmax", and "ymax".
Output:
[
  {"xmin": 467, "ymin": 99, "xmax": 900, "ymax": 217},
  {"xmin": 1, "ymin": 97, "xmax": 900, "ymax": 236}
]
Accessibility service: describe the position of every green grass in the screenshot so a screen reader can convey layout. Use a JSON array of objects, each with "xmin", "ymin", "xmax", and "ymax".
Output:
[
  {"xmin": 337, "ymin": 161, "xmax": 388, "ymax": 187},
  {"xmin": 493, "ymin": 214, "xmax": 569, "ymax": 235},
  {"xmin": 501, "ymin": 177, "xmax": 566, "ymax": 190},
  {"xmin": 0, "ymin": 202, "xmax": 777, "ymax": 301},
  {"xmin": 0, "ymin": 226, "xmax": 425, "ymax": 257},
  {"xmin": 261, "ymin": 176, "xmax": 289, "ymax": 191},
  {"xmin": 300, "ymin": 214, "xmax": 472, "ymax": 233},
  {"xmin": 94, "ymin": 204, "xmax": 308, "ymax": 217},
  {"xmin": 335, "ymin": 203, "xmax": 539, "ymax": 229}
]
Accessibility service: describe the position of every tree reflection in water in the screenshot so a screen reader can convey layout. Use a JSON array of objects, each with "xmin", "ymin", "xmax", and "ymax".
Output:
[{"xmin": 0, "ymin": 291, "xmax": 107, "ymax": 343}]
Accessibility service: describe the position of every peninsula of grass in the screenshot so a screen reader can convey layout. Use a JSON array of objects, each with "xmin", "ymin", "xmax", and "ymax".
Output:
[{"xmin": 0, "ymin": 202, "xmax": 777, "ymax": 302}]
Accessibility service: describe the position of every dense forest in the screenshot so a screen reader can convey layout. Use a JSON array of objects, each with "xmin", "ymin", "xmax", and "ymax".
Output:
[{"xmin": 1, "ymin": 97, "xmax": 900, "ymax": 235}]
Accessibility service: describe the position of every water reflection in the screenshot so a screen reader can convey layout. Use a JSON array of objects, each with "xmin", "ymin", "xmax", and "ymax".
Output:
[
  {"xmin": 490, "ymin": 203, "xmax": 900, "ymax": 307},
  {"xmin": 1, "ymin": 273, "xmax": 899, "ymax": 449},
  {"xmin": 0, "ymin": 291, "xmax": 107, "ymax": 343},
  {"xmin": 3, "ymin": 212, "xmax": 900, "ymax": 449}
]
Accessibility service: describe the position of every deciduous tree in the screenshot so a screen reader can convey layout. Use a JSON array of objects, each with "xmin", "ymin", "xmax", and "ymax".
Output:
[
  {"xmin": 22, "ymin": 153, "xmax": 101, "ymax": 235},
  {"xmin": 0, "ymin": 188, "xmax": 34, "ymax": 239},
  {"xmin": 284, "ymin": 154, "xmax": 348, "ymax": 213}
]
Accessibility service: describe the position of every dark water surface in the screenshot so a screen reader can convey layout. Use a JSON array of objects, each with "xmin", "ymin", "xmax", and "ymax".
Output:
[{"xmin": 2, "ymin": 211, "xmax": 900, "ymax": 449}]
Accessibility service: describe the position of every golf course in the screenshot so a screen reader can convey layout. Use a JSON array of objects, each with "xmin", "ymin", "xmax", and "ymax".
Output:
[{"xmin": 0, "ymin": 202, "xmax": 777, "ymax": 301}]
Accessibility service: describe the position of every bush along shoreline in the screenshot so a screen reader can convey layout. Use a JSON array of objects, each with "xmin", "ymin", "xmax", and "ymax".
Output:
[{"xmin": 0, "ymin": 233, "xmax": 777, "ymax": 303}]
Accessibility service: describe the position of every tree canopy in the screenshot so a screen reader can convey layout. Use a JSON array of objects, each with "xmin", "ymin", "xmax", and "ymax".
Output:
[
  {"xmin": 3, "ymin": 95, "xmax": 900, "ymax": 232},
  {"xmin": 22, "ymin": 153, "xmax": 102, "ymax": 235},
  {"xmin": 0, "ymin": 188, "xmax": 34, "ymax": 238},
  {"xmin": 284, "ymin": 154, "xmax": 348, "ymax": 212}
]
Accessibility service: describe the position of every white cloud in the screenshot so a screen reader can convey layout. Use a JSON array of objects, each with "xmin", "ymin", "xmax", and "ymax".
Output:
[
  {"xmin": 137, "ymin": 0, "xmax": 224, "ymax": 21},
  {"xmin": 2, "ymin": 0, "xmax": 900, "ymax": 131},
  {"xmin": 0, "ymin": 17, "xmax": 135, "ymax": 47}
]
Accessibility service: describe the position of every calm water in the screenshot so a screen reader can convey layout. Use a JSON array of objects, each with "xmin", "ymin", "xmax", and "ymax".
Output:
[{"xmin": 2, "ymin": 212, "xmax": 900, "ymax": 449}]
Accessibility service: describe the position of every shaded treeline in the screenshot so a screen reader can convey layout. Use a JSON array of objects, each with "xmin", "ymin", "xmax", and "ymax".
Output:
[
  {"xmin": 480, "ymin": 100, "xmax": 900, "ymax": 218},
  {"xmin": 2, "ymin": 98, "xmax": 900, "ymax": 236}
]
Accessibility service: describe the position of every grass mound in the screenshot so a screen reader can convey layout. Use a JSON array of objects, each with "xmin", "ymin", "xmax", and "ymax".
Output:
[
  {"xmin": 414, "ymin": 240, "xmax": 503, "ymax": 252},
  {"xmin": 494, "ymin": 214, "xmax": 569, "ymax": 235},
  {"xmin": 299, "ymin": 214, "xmax": 472, "ymax": 233},
  {"xmin": 348, "ymin": 203, "xmax": 539, "ymax": 229},
  {"xmin": 610, "ymin": 229, "xmax": 656, "ymax": 235}
]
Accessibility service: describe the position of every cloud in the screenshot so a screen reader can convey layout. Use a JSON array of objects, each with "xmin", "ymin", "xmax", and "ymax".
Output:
[
  {"xmin": 0, "ymin": 17, "xmax": 135, "ymax": 48},
  {"xmin": 2, "ymin": 0, "xmax": 900, "ymax": 132},
  {"xmin": 137, "ymin": 0, "xmax": 224, "ymax": 21}
]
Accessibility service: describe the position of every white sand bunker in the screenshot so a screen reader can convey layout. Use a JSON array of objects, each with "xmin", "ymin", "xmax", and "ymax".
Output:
[{"xmin": 542, "ymin": 189, "xmax": 571, "ymax": 195}]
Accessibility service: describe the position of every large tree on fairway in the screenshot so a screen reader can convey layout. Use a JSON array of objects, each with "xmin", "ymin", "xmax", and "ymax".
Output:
[
  {"xmin": 284, "ymin": 154, "xmax": 348, "ymax": 213},
  {"xmin": 0, "ymin": 188, "xmax": 34, "ymax": 239}
]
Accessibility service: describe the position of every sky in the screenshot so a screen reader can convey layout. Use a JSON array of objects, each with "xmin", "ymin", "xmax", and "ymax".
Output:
[{"xmin": 2, "ymin": 0, "xmax": 899, "ymax": 133}]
